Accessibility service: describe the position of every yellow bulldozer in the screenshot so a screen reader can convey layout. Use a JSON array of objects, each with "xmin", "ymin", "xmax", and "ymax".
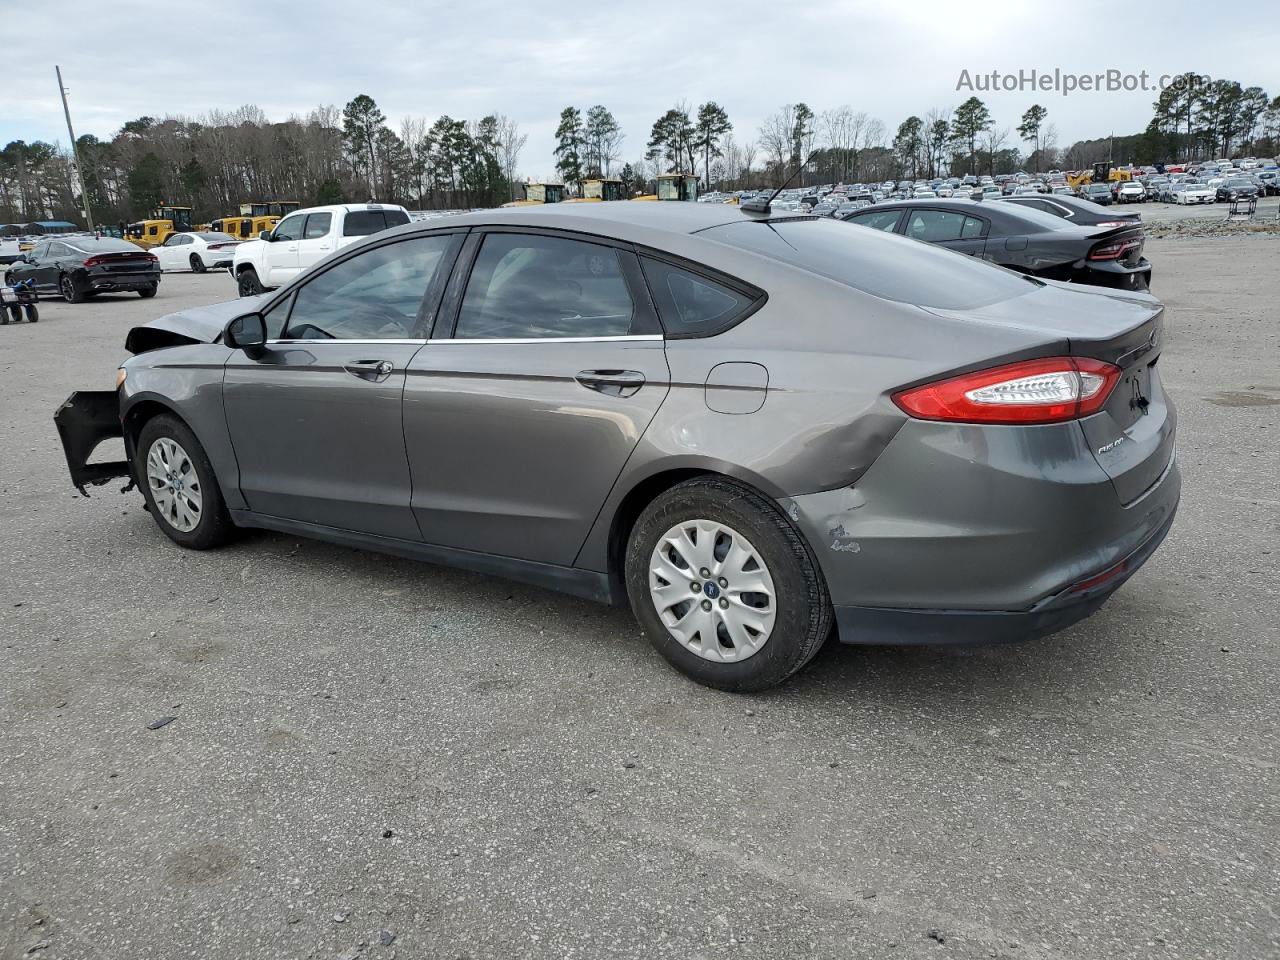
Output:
[
  {"xmin": 123, "ymin": 205, "xmax": 194, "ymax": 248},
  {"xmin": 210, "ymin": 201, "xmax": 302, "ymax": 241}
]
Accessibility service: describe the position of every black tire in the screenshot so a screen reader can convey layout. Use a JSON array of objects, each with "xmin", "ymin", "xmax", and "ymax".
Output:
[
  {"xmin": 237, "ymin": 267, "xmax": 263, "ymax": 297},
  {"xmin": 136, "ymin": 414, "xmax": 235, "ymax": 550},
  {"xmin": 25, "ymin": 304, "xmax": 37, "ymax": 322},
  {"xmin": 189, "ymin": 254, "xmax": 206, "ymax": 274},
  {"xmin": 60, "ymin": 273, "xmax": 85, "ymax": 304},
  {"xmin": 138, "ymin": 285, "xmax": 157, "ymax": 298},
  {"xmin": 624, "ymin": 476, "xmax": 833, "ymax": 692}
]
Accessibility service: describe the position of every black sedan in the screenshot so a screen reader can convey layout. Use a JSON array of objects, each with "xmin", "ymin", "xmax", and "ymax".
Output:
[
  {"xmin": 993, "ymin": 193, "xmax": 1142, "ymax": 227},
  {"xmin": 841, "ymin": 198, "xmax": 1151, "ymax": 290},
  {"xmin": 1216, "ymin": 177, "xmax": 1260, "ymax": 202},
  {"xmin": 4, "ymin": 236, "xmax": 160, "ymax": 303},
  {"xmin": 1081, "ymin": 183, "xmax": 1115, "ymax": 206}
]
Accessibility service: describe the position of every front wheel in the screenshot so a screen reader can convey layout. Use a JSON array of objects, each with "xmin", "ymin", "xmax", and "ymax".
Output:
[
  {"xmin": 60, "ymin": 273, "xmax": 85, "ymax": 304},
  {"xmin": 24, "ymin": 304, "xmax": 37, "ymax": 322},
  {"xmin": 189, "ymin": 254, "xmax": 206, "ymax": 274},
  {"xmin": 136, "ymin": 415, "xmax": 234, "ymax": 550},
  {"xmin": 237, "ymin": 267, "xmax": 263, "ymax": 297},
  {"xmin": 625, "ymin": 477, "xmax": 833, "ymax": 692}
]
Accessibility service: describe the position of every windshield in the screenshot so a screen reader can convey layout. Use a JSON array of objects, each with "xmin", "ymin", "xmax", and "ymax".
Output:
[
  {"xmin": 1225, "ymin": 178, "xmax": 1251, "ymax": 187},
  {"xmin": 705, "ymin": 217, "xmax": 1037, "ymax": 311}
]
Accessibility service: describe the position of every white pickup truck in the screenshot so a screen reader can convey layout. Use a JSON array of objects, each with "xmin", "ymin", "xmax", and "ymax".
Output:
[{"xmin": 231, "ymin": 202, "xmax": 411, "ymax": 296}]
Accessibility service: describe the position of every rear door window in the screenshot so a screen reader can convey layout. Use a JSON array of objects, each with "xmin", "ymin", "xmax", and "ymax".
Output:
[
  {"xmin": 455, "ymin": 233, "xmax": 637, "ymax": 339},
  {"xmin": 303, "ymin": 213, "xmax": 332, "ymax": 239},
  {"xmin": 904, "ymin": 210, "xmax": 983, "ymax": 243}
]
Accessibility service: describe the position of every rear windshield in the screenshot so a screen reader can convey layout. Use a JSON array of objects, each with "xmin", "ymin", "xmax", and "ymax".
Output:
[
  {"xmin": 705, "ymin": 217, "xmax": 1037, "ymax": 310},
  {"xmin": 343, "ymin": 209, "xmax": 411, "ymax": 236},
  {"xmin": 71, "ymin": 238, "xmax": 140, "ymax": 252},
  {"xmin": 196, "ymin": 232, "xmax": 236, "ymax": 242}
]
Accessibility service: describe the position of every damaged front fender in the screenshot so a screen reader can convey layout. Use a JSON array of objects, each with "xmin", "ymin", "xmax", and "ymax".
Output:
[{"xmin": 54, "ymin": 391, "xmax": 131, "ymax": 496}]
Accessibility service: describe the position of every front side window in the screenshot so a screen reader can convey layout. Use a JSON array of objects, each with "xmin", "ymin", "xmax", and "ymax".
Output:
[
  {"xmin": 282, "ymin": 235, "xmax": 456, "ymax": 340},
  {"xmin": 303, "ymin": 213, "xmax": 332, "ymax": 239},
  {"xmin": 273, "ymin": 215, "xmax": 306, "ymax": 242},
  {"xmin": 455, "ymin": 233, "xmax": 635, "ymax": 339}
]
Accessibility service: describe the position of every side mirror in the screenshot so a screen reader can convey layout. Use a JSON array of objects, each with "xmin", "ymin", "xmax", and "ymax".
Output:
[
  {"xmin": 259, "ymin": 230, "xmax": 273, "ymax": 242},
  {"xmin": 225, "ymin": 312, "xmax": 268, "ymax": 356}
]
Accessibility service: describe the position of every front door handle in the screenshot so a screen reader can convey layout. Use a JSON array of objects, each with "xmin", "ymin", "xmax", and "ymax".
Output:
[
  {"xmin": 575, "ymin": 369, "xmax": 646, "ymax": 398},
  {"xmin": 344, "ymin": 359, "xmax": 394, "ymax": 383}
]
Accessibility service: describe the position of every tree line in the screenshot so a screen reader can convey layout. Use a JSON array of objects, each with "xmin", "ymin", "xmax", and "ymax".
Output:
[{"xmin": 2, "ymin": 75, "xmax": 1277, "ymax": 227}]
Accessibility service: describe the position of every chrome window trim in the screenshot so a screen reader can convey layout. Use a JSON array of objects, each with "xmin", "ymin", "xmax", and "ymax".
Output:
[
  {"xmin": 426, "ymin": 335, "xmax": 663, "ymax": 345},
  {"xmin": 267, "ymin": 338, "xmax": 428, "ymax": 345}
]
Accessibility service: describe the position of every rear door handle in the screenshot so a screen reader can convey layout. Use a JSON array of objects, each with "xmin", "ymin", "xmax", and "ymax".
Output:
[
  {"xmin": 575, "ymin": 369, "xmax": 646, "ymax": 397},
  {"xmin": 344, "ymin": 359, "xmax": 394, "ymax": 383}
]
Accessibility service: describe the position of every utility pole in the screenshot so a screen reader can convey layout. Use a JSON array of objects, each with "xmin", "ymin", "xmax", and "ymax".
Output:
[{"xmin": 56, "ymin": 65, "xmax": 95, "ymax": 232}]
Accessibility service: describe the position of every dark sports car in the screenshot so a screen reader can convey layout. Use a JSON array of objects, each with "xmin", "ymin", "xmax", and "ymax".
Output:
[
  {"xmin": 993, "ymin": 193, "xmax": 1142, "ymax": 227},
  {"xmin": 5, "ymin": 236, "xmax": 160, "ymax": 303},
  {"xmin": 842, "ymin": 198, "xmax": 1151, "ymax": 290},
  {"xmin": 1216, "ymin": 178, "xmax": 1259, "ymax": 202}
]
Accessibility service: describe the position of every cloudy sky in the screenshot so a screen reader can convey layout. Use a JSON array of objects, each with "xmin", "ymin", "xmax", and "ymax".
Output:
[{"xmin": 7, "ymin": 0, "xmax": 1276, "ymax": 176}]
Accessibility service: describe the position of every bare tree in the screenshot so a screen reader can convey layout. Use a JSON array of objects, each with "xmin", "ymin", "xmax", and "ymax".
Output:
[
  {"xmin": 740, "ymin": 140, "xmax": 757, "ymax": 187},
  {"xmin": 493, "ymin": 114, "xmax": 527, "ymax": 201}
]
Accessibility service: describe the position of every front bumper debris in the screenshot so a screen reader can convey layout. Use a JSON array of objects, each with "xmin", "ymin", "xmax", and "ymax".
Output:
[{"xmin": 54, "ymin": 391, "xmax": 130, "ymax": 495}]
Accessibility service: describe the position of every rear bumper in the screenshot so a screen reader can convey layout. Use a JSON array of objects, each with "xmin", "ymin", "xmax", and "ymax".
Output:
[
  {"xmin": 782, "ymin": 415, "xmax": 1180, "ymax": 645},
  {"xmin": 53, "ymin": 390, "xmax": 130, "ymax": 495},
  {"xmin": 831, "ymin": 503, "xmax": 1177, "ymax": 645},
  {"xmin": 1076, "ymin": 257, "xmax": 1152, "ymax": 290},
  {"xmin": 87, "ymin": 271, "xmax": 158, "ymax": 292}
]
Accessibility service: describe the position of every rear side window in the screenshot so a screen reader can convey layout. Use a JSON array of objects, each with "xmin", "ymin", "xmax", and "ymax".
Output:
[
  {"xmin": 343, "ymin": 209, "xmax": 411, "ymax": 236},
  {"xmin": 640, "ymin": 258, "xmax": 758, "ymax": 339},
  {"xmin": 706, "ymin": 218, "xmax": 1037, "ymax": 311}
]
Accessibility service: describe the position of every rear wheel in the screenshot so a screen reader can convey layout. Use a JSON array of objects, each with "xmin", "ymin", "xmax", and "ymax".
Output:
[
  {"xmin": 625, "ymin": 477, "xmax": 832, "ymax": 692},
  {"xmin": 237, "ymin": 267, "xmax": 263, "ymax": 297},
  {"xmin": 138, "ymin": 285, "xmax": 157, "ymax": 298},
  {"xmin": 60, "ymin": 273, "xmax": 85, "ymax": 304},
  {"xmin": 189, "ymin": 254, "xmax": 206, "ymax": 274},
  {"xmin": 24, "ymin": 304, "xmax": 37, "ymax": 322},
  {"xmin": 137, "ymin": 415, "xmax": 234, "ymax": 550}
]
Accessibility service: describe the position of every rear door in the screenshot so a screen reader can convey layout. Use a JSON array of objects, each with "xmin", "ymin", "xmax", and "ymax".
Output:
[
  {"xmin": 296, "ymin": 211, "xmax": 334, "ymax": 272},
  {"xmin": 403, "ymin": 228, "xmax": 670, "ymax": 565},
  {"xmin": 223, "ymin": 231, "xmax": 462, "ymax": 538}
]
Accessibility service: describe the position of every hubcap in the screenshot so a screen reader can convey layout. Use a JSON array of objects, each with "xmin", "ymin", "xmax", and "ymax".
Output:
[
  {"xmin": 146, "ymin": 437, "xmax": 203, "ymax": 533},
  {"xmin": 648, "ymin": 519, "xmax": 777, "ymax": 663}
]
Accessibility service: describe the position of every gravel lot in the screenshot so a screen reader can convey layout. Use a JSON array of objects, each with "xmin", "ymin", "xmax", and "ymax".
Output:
[{"xmin": 2, "ymin": 240, "xmax": 1278, "ymax": 960}]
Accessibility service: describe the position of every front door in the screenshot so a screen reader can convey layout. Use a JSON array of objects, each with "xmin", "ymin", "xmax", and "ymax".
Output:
[
  {"xmin": 262, "ymin": 212, "xmax": 306, "ymax": 287},
  {"xmin": 404, "ymin": 230, "xmax": 670, "ymax": 566},
  {"xmin": 223, "ymin": 232, "xmax": 462, "ymax": 539}
]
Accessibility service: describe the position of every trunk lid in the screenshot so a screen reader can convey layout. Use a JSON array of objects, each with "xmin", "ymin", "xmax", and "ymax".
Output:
[{"xmin": 923, "ymin": 280, "xmax": 1175, "ymax": 505}]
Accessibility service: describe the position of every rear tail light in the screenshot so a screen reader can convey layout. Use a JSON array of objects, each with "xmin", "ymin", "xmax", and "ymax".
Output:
[
  {"xmin": 83, "ymin": 256, "xmax": 106, "ymax": 268},
  {"xmin": 1089, "ymin": 237, "xmax": 1142, "ymax": 261},
  {"xmin": 892, "ymin": 356, "xmax": 1122, "ymax": 425}
]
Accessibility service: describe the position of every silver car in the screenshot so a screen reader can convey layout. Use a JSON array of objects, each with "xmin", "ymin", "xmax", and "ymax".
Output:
[{"xmin": 55, "ymin": 202, "xmax": 1179, "ymax": 691}]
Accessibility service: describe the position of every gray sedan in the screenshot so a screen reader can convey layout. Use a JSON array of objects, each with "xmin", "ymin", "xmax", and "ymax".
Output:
[{"xmin": 55, "ymin": 202, "xmax": 1179, "ymax": 691}]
